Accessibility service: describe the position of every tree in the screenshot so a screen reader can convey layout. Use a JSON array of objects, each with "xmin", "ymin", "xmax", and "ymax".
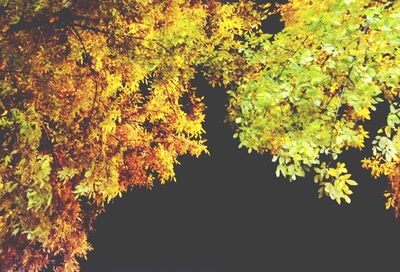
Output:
[
  {"xmin": 228, "ymin": 0, "xmax": 400, "ymax": 210},
  {"xmin": 0, "ymin": 0, "xmax": 267, "ymax": 271},
  {"xmin": 1, "ymin": 0, "xmax": 399, "ymax": 270}
]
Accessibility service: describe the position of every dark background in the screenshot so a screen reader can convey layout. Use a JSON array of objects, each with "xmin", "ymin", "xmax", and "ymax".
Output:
[{"xmin": 80, "ymin": 2, "xmax": 400, "ymax": 271}]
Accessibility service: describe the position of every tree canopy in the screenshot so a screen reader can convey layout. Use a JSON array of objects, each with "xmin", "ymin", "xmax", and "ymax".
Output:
[
  {"xmin": 0, "ymin": 0, "xmax": 267, "ymax": 270},
  {"xmin": 229, "ymin": 0, "xmax": 400, "ymax": 207},
  {"xmin": 0, "ymin": 0, "xmax": 399, "ymax": 271}
]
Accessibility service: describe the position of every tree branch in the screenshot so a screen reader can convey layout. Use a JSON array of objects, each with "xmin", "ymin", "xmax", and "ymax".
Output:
[{"xmin": 275, "ymin": 35, "xmax": 310, "ymax": 81}]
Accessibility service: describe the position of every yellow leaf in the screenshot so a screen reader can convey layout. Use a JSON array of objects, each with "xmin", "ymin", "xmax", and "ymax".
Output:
[{"xmin": 385, "ymin": 126, "xmax": 391, "ymax": 137}]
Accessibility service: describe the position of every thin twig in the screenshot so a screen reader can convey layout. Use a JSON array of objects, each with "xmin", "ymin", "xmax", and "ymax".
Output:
[{"xmin": 275, "ymin": 35, "xmax": 310, "ymax": 80}]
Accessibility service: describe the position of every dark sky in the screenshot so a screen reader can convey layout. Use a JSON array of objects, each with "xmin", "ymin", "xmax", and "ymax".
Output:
[{"xmin": 80, "ymin": 2, "xmax": 400, "ymax": 272}]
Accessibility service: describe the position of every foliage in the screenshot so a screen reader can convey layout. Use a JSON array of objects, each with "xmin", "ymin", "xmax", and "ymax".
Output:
[
  {"xmin": 0, "ymin": 0, "xmax": 267, "ymax": 271},
  {"xmin": 228, "ymin": 0, "xmax": 400, "ymax": 211},
  {"xmin": 2, "ymin": 0, "xmax": 400, "ymax": 270}
]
